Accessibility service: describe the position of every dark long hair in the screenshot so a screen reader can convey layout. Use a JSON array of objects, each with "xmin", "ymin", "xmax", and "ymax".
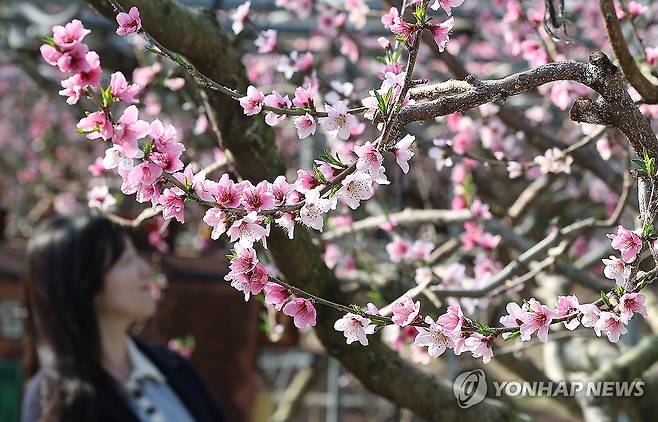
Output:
[{"xmin": 24, "ymin": 213, "xmax": 128, "ymax": 421}]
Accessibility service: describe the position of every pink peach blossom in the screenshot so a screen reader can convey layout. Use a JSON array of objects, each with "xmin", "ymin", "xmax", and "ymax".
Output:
[
  {"xmin": 391, "ymin": 296, "xmax": 421, "ymax": 327},
  {"xmin": 158, "ymin": 187, "xmax": 186, "ymax": 223},
  {"xmin": 112, "ymin": 105, "xmax": 150, "ymax": 158},
  {"xmin": 53, "ymin": 19, "xmax": 91, "ymax": 49},
  {"xmin": 283, "ymin": 298, "xmax": 317, "ymax": 328},
  {"xmin": 334, "ymin": 313, "xmax": 376, "ymax": 346},
  {"xmin": 607, "ymin": 225, "xmax": 642, "ymax": 263},
  {"xmin": 519, "ymin": 299, "xmax": 555, "ymax": 342},
  {"xmin": 116, "ymin": 7, "xmax": 142, "ymax": 36},
  {"xmin": 414, "ymin": 316, "xmax": 454, "ymax": 357},
  {"xmin": 594, "ymin": 311, "xmax": 627, "ymax": 343},
  {"xmin": 239, "ymin": 85, "xmax": 265, "ymax": 116},
  {"xmin": 618, "ymin": 293, "xmax": 648, "ymax": 323},
  {"xmin": 264, "ymin": 282, "xmax": 289, "ymax": 311}
]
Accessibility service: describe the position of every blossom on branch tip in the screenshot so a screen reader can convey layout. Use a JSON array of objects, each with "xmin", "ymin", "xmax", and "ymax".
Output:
[
  {"xmin": 53, "ymin": 19, "xmax": 91, "ymax": 49},
  {"xmin": 116, "ymin": 7, "xmax": 142, "ymax": 36},
  {"xmin": 499, "ymin": 301, "xmax": 527, "ymax": 338}
]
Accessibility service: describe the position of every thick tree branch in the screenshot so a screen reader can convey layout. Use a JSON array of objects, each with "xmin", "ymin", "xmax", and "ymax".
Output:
[
  {"xmin": 403, "ymin": 53, "xmax": 657, "ymax": 159},
  {"xmin": 599, "ymin": 0, "xmax": 658, "ymax": 104}
]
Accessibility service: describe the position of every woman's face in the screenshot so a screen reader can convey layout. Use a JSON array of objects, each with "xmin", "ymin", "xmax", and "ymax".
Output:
[{"xmin": 95, "ymin": 238, "xmax": 157, "ymax": 323}]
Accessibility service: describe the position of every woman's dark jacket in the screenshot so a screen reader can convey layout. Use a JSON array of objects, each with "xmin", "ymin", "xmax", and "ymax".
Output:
[{"xmin": 21, "ymin": 338, "xmax": 225, "ymax": 422}]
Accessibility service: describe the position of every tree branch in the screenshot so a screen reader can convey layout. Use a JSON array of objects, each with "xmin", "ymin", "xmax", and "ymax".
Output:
[{"xmin": 599, "ymin": 0, "xmax": 658, "ymax": 104}]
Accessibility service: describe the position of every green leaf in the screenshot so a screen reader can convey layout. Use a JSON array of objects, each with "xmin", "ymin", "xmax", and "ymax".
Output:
[
  {"xmin": 642, "ymin": 148, "xmax": 656, "ymax": 176},
  {"xmin": 614, "ymin": 285, "xmax": 624, "ymax": 297},
  {"xmin": 373, "ymin": 89, "xmax": 386, "ymax": 112},
  {"xmin": 412, "ymin": 4, "xmax": 426, "ymax": 24},
  {"xmin": 144, "ymin": 45, "xmax": 160, "ymax": 55},
  {"xmin": 643, "ymin": 219, "xmax": 654, "ymax": 238},
  {"xmin": 313, "ymin": 164, "xmax": 327, "ymax": 183},
  {"xmin": 504, "ymin": 330, "xmax": 521, "ymax": 341},
  {"xmin": 349, "ymin": 304, "xmax": 364, "ymax": 314},
  {"xmin": 102, "ymin": 85, "xmax": 114, "ymax": 108},
  {"xmin": 600, "ymin": 291, "xmax": 611, "ymax": 307},
  {"xmin": 319, "ymin": 149, "xmax": 346, "ymax": 168},
  {"xmin": 475, "ymin": 320, "xmax": 495, "ymax": 335},
  {"xmin": 76, "ymin": 127, "xmax": 95, "ymax": 135},
  {"xmin": 366, "ymin": 290, "xmax": 383, "ymax": 305},
  {"xmin": 141, "ymin": 139, "xmax": 155, "ymax": 156},
  {"xmin": 384, "ymin": 87, "xmax": 394, "ymax": 106},
  {"xmin": 42, "ymin": 36, "xmax": 57, "ymax": 48},
  {"xmin": 632, "ymin": 159, "xmax": 647, "ymax": 172}
]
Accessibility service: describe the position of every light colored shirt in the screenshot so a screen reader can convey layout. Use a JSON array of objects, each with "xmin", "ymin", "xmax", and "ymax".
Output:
[{"xmin": 121, "ymin": 337, "xmax": 196, "ymax": 422}]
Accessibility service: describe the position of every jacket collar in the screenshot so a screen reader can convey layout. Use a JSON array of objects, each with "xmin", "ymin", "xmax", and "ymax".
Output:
[
  {"xmin": 131, "ymin": 336, "xmax": 208, "ymax": 422},
  {"xmin": 124, "ymin": 336, "xmax": 166, "ymax": 389}
]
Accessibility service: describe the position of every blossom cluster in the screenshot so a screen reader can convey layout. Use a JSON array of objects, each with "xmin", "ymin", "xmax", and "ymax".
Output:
[{"xmin": 39, "ymin": 7, "xmax": 423, "ymax": 340}]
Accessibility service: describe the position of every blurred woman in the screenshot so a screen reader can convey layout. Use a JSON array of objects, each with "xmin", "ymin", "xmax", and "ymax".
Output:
[{"xmin": 21, "ymin": 213, "xmax": 224, "ymax": 422}]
